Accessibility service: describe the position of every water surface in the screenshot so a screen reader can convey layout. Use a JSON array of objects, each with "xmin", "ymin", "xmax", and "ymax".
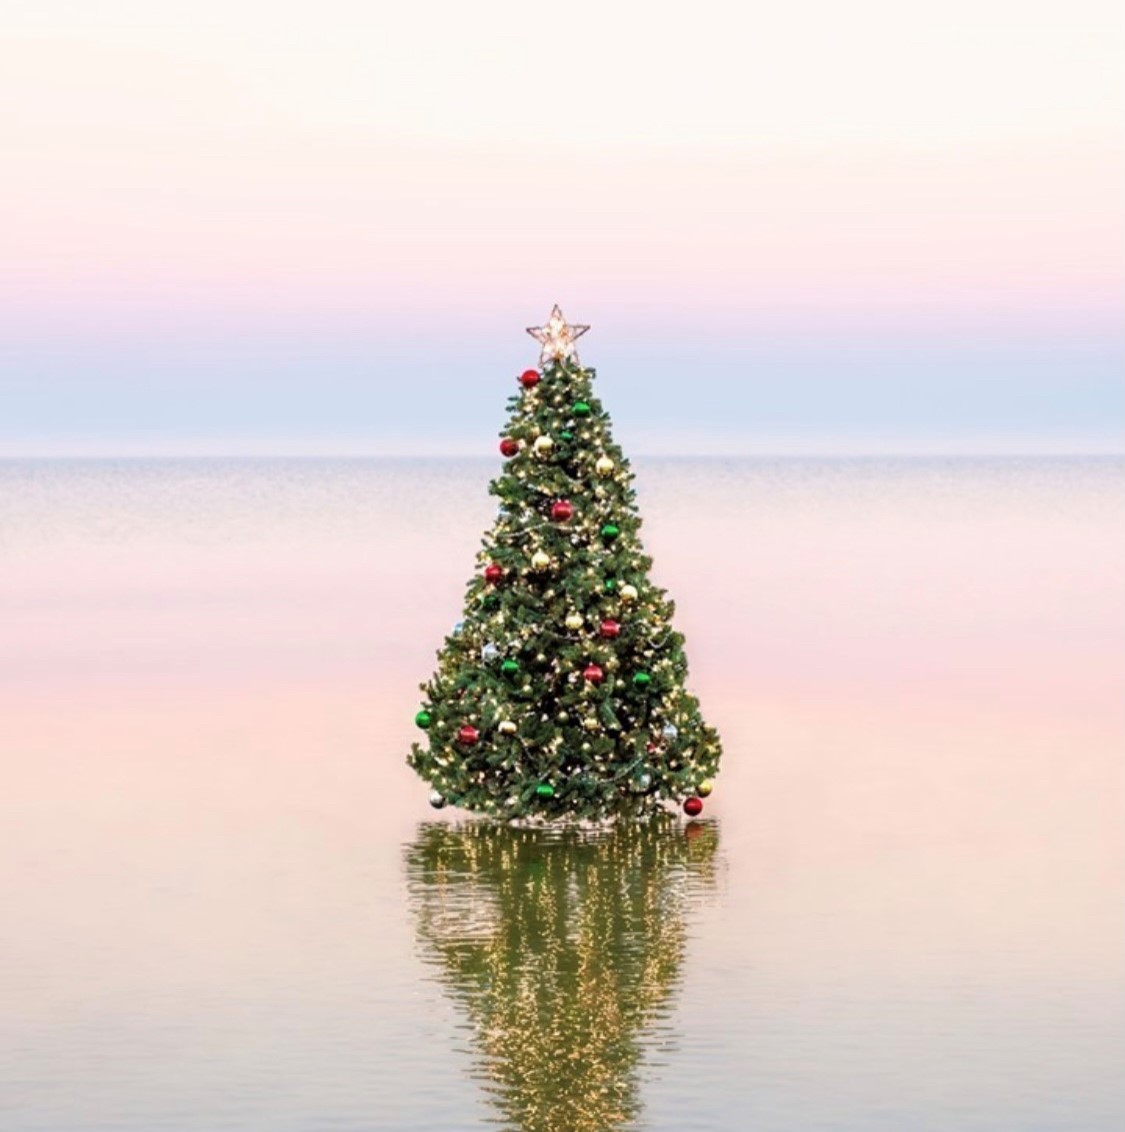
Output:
[{"xmin": 0, "ymin": 457, "xmax": 1121, "ymax": 1130}]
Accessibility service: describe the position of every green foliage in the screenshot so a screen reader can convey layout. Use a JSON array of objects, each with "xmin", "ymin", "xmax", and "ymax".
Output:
[{"xmin": 408, "ymin": 355, "xmax": 722, "ymax": 819}]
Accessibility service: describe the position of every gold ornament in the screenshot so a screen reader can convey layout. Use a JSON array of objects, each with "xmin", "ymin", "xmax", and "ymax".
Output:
[
  {"xmin": 595, "ymin": 455, "xmax": 614, "ymax": 477},
  {"xmin": 532, "ymin": 435, "xmax": 554, "ymax": 456},
  {"xmin": 564, "ymin": 612, "xmax": 583, "ymax": 631},
  {"xmin": 583, "ymin": 716, "xmax": 600, "ymax": 732},
  {"xmin": 526, "ymin": 304, "xmax": 590, "ymax": 365},
  {"xmin": 619, "ymin": 583, "xmax": 639, "ymax": 603},
  {"xmin": 697, "ymin": 778, "xmax": 714, "ymax": 797},
  {"xmin": 530, "ymin": 550, "xmax": 551, "ymax": 571},
  {"xmin": 498, "ymin": 720, "xmax": 518, "ymax": 735}
]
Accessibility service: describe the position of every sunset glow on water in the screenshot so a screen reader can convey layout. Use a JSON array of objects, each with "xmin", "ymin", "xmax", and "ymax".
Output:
[{"xmin": 1, "ymin": 457, "xmax": 1120, "ymax": 1129}]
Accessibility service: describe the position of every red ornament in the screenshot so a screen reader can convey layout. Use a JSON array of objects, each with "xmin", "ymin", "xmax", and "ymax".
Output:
[
  {"xmin": 582, "ymin": 663, "xmax": 605, "ymax": 685},
  {"xmin": 484, "ymin": 563, "xmax": 504, "ymax": 584},
  {"xmin": 683, "ymin": 796, "xmax": 704, "ymax": 817},
  {"xmin": 519, "ymin": 369, "xmax": 541, "ymax": 388},
  {"xmin": 457, "ymin": 725, "xmax": 480, "ymax": 745},
  {"xmin": 499, "ymin": 438, "xmax": 519, "ymax": 457},
  {"xmin": 551, "ymin": 499, "xmax": 574, "ymax": 522},
  {"xmin": 599, "ymin": 619, "xmax": 620, "ymax": 639},
  {"xmin": 646, "ymin": 741, "xmax": 660, "ymax": 754}
]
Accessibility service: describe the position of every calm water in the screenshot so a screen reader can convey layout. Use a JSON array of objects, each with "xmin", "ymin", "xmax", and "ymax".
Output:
[{"xmin": 1, "ymin": 457, "xmax": 1122, "ymax": 1131}]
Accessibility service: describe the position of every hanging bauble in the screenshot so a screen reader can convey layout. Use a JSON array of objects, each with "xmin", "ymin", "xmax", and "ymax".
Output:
[
  {"xmin": 519, "ymin": 369, "xmax": 541, "ymax": 388},
  {"xmin": 633, "ymin": 671, "xmax": 652, "ymax": 688},
  {"xmin": 481, "ymin": 642, "xmax": 500, "ymax": 663},
  {"xmin": 499, "ymin": 438, "xmax": 520, "ymax": 457},
  {"xmin": 599, "ymin": 619, "xmax": 620, "ymax": 639},
  {"xmin": 414, "ymin": 709, "xmax": 432, "ymax": 729},
  {"xmin": 498, "ymin": 719, "xmax": 518, "ymax": 735},
  {"xmin": 550, "ymin": 499, "xmax": 574, "ymax": 522},
  {"xmin": 573, "ymin": 400, "xmax": 592, "ymax": 417},
  {"xmin": 619, "ymin": 583, "xmax": 639, "ymax": 603},
  {"xmin": 601, "ymin": 523, "xmax": 620, "ymax": 541},
  {"xmin": 501, "ymin": 658, "xmax": 520, "ymax": 676},
  {"xmin": 683, "ymin": 796, "xmax": 704, "ymax": 817},
  {"xmin": 452, "ymin": 620, "xmax": 464, "ymax": 635},
  {"xmin": 532, "ymin": 435, "xmax": 554, "ymax": 456},
  {"xmin": 480, "ymin": 592, "xmax": 500, "ymax": 610},
  {"xmin": 582, "ymin": 715, "xmax": 599, "ymax": 732},
  {"xmin": 595, "ymin": 455, "xmax": 615, "ymax": 477},
  {"xmin": 697, "ymin": 778, "xmax": 714, "ymax": 797},
  {"xmin": 583, "ymin": 663, "xmax": 605, "ymax": 685},
  {"xmin": 530, "ymin": 549, "xmax": 551, "ymax": 571},
  {"xmin": 428, "ymin": 790, "xmax": 447, "ymax": 809},
  {"xmin": 636, "ymin": 771, "xmax": 653, "ymax": 791},
  {"xmin": 484, "ymin": 563, "xmax": 504, "ymax": 584},
  {"xmin": 457, "ymin": 725, "xmax": 480, "ymax": 745},
  {"xmin": 560, "ymin": 430, "xmax": 574, "ymax": 441},
  {"xmin": 564, "ymin": 611, "xmax": 584, "ymax": 631},
  {"xmin": 535, "ymin": 783, "xmax": 555, "ymax": 798},
  {"xmin": 604, "ymin": 578, "xmax": 617, "ymax": 593},
  {"xmin": 661, "ymin": 722, "xmax": 679, "ymax": 741}
]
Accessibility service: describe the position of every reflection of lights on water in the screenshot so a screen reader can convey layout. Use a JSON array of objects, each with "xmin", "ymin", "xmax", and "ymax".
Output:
[{"xmin": 404, "ymin": 819, "xmax": 720, "ymax": 1132}]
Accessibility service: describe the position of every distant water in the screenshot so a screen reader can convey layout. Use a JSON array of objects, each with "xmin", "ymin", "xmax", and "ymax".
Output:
[{"xmin": 0, "ymin": 457, "xmax": 1122, "ymax": 1131}]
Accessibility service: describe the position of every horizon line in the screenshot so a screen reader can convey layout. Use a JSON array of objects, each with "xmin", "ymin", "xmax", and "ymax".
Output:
[{"xmin": 1, "ymin": 450, "xmax": 1121, "ymax": 462}]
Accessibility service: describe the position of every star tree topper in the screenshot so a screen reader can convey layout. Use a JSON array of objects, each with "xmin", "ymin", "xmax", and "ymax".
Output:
[{"xmin": 526, "ymin": 304, "xmax": 590, "ymax": 366}]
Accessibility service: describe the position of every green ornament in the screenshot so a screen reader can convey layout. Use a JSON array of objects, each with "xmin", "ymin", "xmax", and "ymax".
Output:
[
  {"xmin": 633, "ymin": 671, "xmax": 652, "ymax": 688},
  {"xmin": 604, "ymin": 578, "xmax": 617, "ymax": 592},
  {"xmin": 480, "ymin": 592, "xmax": 500, "ymax": 610},
  {"xmin": 573, "ymin": 400, "xmax": 591, "ymax": 417},
  {"xmin": 535, "ymin": 783, "xmax": 555, "ymax": 798},
  {"xmin": 501, "ymin": 658, "xmax": 520, "ymax": 676},
  {"xmin": 560, "ymin": 430, "xmax": 574, "ymax": 441},
  {"xmin": 601, "ymin": 523, "xmax": 620, "ymax": 541},
  {"xmin": 414, "ymin": 709, "xmax": 432, "ymax": 729}
]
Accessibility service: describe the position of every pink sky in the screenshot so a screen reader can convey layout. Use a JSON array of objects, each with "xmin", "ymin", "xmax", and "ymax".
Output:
[{"xmin": 1, "ymin": 1, "xmax": 1121, "ymax": 453}]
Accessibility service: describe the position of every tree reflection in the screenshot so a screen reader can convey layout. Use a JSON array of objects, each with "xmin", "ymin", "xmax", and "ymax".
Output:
[{"xmin": 404, "ymin": 818, "xmax": 720, "ymax": 1132}]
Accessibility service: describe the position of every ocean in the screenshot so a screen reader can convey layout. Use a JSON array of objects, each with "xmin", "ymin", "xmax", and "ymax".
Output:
[{"xmin": 1, "ymin": 456, "xmax": 1122, "ymax": 1130}]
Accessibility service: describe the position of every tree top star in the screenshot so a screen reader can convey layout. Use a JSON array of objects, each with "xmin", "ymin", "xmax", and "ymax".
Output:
[{"xmin": 526, "ymin": 305, "xmax": 590, "ymax": 366}]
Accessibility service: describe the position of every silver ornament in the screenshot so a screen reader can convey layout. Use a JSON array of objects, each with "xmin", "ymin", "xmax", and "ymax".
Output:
[
  {"xmin": 452, "ymin": 621, "xmax": 464, "ymax": 635},
  {"xmin": 428, "ymin": 790, "xmax": 447, "ymax": 809},
  {"xmin": 481, "ymin": 643, "xmax": 500, "ymax": 663},
  {"xmin": 661, "ymin": 723, "xmax": 679, "ymax": 741}
]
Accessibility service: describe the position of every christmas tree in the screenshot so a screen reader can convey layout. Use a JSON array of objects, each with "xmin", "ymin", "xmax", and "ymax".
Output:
[
  {"xmin": 409, "ymin": 306, "xmax": 722, "ymax": 820},
  {"xmin": 405, "ymin": 820, "xmax": 720, "ymax": 1132}
]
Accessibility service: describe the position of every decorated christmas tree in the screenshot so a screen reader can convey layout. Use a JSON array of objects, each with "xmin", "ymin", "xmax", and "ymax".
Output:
[
  {"xmin": 409, "ymin": 306, "xmax": 721, "ymax": 820},
  {"xmin": 405, "ymin": 819, "xmax": 720, "ymax": 1132}
]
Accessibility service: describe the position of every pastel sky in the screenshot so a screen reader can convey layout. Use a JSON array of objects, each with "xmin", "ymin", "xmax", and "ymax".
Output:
[{"xmin": 2, "ymin": 0, "xmax": 1122, "ymax": 455}]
